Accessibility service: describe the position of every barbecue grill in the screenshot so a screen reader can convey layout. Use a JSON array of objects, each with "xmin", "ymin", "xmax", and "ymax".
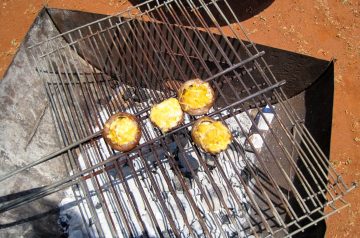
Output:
[{"xmin": 0, "ymin": 0, "xmax": 356, "ymax": 237}]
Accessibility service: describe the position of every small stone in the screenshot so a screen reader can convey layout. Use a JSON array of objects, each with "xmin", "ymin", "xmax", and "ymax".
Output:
[{"xmin": 344, "ymin": 159, "xmax": 352, "ymax": 165}]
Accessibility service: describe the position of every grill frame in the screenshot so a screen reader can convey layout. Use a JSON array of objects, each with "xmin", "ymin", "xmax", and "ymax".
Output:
[{"xmin": 0, "ymin": 0, "xmax": 356, "ymax": 237}]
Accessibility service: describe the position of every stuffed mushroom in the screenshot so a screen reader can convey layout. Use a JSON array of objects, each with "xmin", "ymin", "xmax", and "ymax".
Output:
[
  {"xmin": 150, "ymin": 98, "xmax": 184, "ymax": 133},
  {"xmin": 102, "ymin": 112, "xmax": 142, "ymax": 152},
  {"xmin": 191, "ymin": 116, "xmax": 232, "ymax": 154},
  {"xmin": 178, "ymin": 79, "xmax": 215, "ymax": 116}
]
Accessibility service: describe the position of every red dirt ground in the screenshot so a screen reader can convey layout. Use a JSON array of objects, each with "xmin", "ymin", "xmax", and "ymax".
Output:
[{"xmin": 0, "ymin": 0, "xmax": 359, "ymax": 237}]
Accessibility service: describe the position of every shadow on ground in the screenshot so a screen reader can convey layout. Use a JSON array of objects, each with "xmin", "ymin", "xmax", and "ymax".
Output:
[
  {"xmin": 0, "ymin": 187, "xmax": 63, "ymax": 238},
  {"xmin": 129, "ymin": 0, "xmax": 274, "ymax": 26}
]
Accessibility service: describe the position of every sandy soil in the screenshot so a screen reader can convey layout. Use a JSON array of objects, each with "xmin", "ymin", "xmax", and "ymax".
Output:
[{"xmin": 0, "ymin": 0, "xmax": 359, "ymax": 237}]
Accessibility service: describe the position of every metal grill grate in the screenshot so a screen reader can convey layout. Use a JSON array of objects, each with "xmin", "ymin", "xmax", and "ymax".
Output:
[{"xmin": 0, "ymin": 0, "xmax": 356, "ymax": 237}]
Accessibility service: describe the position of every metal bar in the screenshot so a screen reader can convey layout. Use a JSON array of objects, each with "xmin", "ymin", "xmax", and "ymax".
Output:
[
  {"xmin": 28, "ymin": 0, "xmax": 178, "ymax": 50},
  {"xmin": 0, "ymin": 131, "xmax": 101, "ymax": 182}
]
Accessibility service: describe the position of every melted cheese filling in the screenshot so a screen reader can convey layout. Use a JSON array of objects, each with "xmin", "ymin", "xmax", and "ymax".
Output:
[
  {"xmin": 194, "ymin": 121, "xmax": 231, "ymax": 153},
  {"xmin": 107, "ymin": 117, "xmax": 138, "ymax": 145},
  {"xmin": 180, "ymin": 83, "xmax": 212, "ymax": 110},
  {"xmin": 150, "ymin": 98, "xmax": 183, "ymax": 132}
]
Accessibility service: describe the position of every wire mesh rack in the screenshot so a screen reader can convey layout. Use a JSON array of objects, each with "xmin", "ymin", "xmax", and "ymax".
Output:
[{"xmin": 0, "ymin": 0, "xmax": 356, "ymax": 237}]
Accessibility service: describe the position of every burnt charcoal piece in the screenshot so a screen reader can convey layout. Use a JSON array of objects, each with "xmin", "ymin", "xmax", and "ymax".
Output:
[
  {"xmin": 88, "ymin": 218, "xmax": 93, "ymax": 227},
  {"xmin": 228, "ymin": 231, "xmax": 239, "ymax": 238},
  {"xmin": 122, "ymin": 87, "xmax": 152, "ymax": 103},
  {"xmin": 178, "ymin": 155, "xmax": 199, "ymax": 178},
  {"xmin": 219, "ymin": 211, "xmax": 231, "ymax": 225},
  {"xmin": 240, "ymin": 166, "xmax": 252, "ymax": 184},
  {"xmin": 122, "ymin": 87, "xmax": 137, "ymax": 101}
]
